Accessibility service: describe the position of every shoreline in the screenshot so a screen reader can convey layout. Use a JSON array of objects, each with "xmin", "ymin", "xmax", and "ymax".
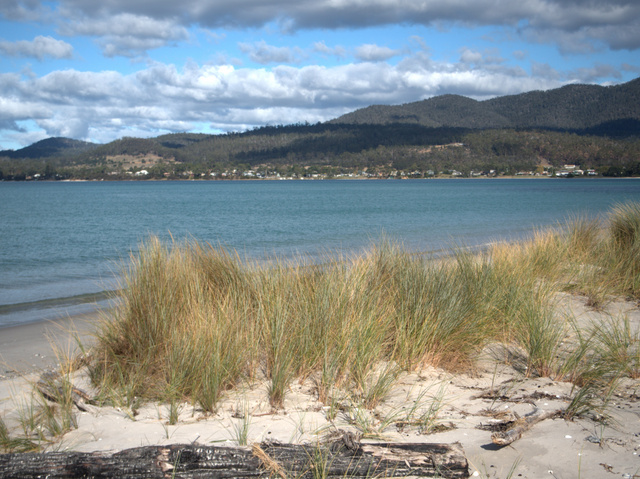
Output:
[
  {"xmin": 2, "ymin": 231, "xmax": 640, "ymax": 477},
  {"xmin": 0, "ymin": 311, "xmax": 102, "ymax": 379},
  {"xmin": 0, "ymin": 292, "xmax": 118, "ymax": 331},
  {"xmin": 4, "ymin": 176, "xmax": 640, "ymax": 183}
]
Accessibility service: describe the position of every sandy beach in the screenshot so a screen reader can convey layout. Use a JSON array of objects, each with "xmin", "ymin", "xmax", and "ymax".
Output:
[
  {"xmin": 0, "ymin": 312, "xmax": 99, "ymax": 379},
  {"xmin": 1, "ymin": 294, "xmax": 640, "ymax": 478}
]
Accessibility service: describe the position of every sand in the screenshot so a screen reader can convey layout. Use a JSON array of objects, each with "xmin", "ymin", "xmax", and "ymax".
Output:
[
  {"xmin": 1, "ymin": 297, "xmax": 640, "ymax": 478},
  {"xmin": 0, "ymin": 313, "xmax": 98, "ymax": 379}
]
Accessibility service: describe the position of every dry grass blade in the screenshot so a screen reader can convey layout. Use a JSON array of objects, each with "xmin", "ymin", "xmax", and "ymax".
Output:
[{"xmin": 252, "ymin": 443, "xmax": 287, "ymax": 479}]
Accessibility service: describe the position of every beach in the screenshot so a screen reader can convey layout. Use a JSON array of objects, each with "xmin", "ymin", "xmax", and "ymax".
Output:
[
  {"xmin": 2, "ymin": 294, "xmax": 640, "ymax": 478},
  {"xmin": 0, "ymin": 312, "xmax": 99, "ymax": 379},
  {"xmin": 2, "ymin": 185, "xmax": 640, "ymax": 477}
]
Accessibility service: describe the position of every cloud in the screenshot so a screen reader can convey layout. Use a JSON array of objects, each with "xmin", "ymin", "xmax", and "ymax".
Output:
[
  {"xmin": 512, "ymin": 50, "xmax": 527, "ymax": 60},
  {"xmin": 238, "ymin": 40, "xmax": 305, "ymax": 64},
  {"xmin": 568, "ymin": 63, "xmax": 622, "ymax": 83},
  {"xmin": 354, "ymin": 44, "xmax": 404, "ymax": 62},
  {"xmin": 0, "ymin": 53, "xmax": 569, "ymax": 147},
  {"xmin": 588, "ymin": 24, "xmax": 640, "ymax": 51},
  {"xmin": 460, "ymin": 48, "xmax": 483, "ymax": 65},
  {"xmin": 0, "ymin": 35, "xmax": 73, "ymax": 60},
  {"xmin": 531, "ymin": 62, "xmax": 562, "ymax": 81},
  {"xmin": 39, "ymin": 116, "xmax": 89, "ymax": 139},
  {"xmin": 0, "ymin": 0, "xmax": 49, "ymax": 22},
  {"xmin": 522, "ymin": 27, "xmax": 600, "ymax": 55},
  {"xmin": 313, "ymin": 41, "xmax": 346, "ymax": 58},
  {"xmin": 520, "ymin": 1, "xmax": 640, "ymax": 53},
  {"xmin": 0, "ymin": 95, "xmax": 52, "ymax": 123},
  {"xmin": 622, "ymin": 63, "xmax": 640, "ymax": 73},
  {"xmin": 44, "ymin": 0, "xmax": 638, "ymax": 52},
  {"xmin": 58, "ymin": 12, "xmax": 189, "ymax": 57},
  {"xmin": 459, "ymin": 48, "xmax": 505, "ymax": 68},
  {"xmin": 5, "ymin": 1, "xmax": 638, "ymax": 60}
]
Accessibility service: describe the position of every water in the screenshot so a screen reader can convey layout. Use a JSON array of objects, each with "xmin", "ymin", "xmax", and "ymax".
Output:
[{"xmin": 1, "ymin": 178, "xmax": 639, "ymax": 328}]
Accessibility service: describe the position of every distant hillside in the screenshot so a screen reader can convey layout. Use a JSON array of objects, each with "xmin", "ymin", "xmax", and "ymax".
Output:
[
  {"xmin": 333, "ymin": 78, "xmax": 640, "ymax": 132},
  {"xmin": 2, "ymin": 77, "xmax": 640, "ymax": 181},
  {"xmin": 0, "ymin": 137, "xmax": 98, "ymax": 159}
]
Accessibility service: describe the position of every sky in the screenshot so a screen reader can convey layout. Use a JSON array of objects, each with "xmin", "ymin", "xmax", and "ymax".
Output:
[{"xmin": 0, "ymin": 0, "xmax": 639, "ymax": 150}]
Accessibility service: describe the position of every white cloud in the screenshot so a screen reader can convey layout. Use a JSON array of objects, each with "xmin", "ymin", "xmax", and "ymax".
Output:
[
  {"xmin": 0, "ymin": 96, "xmax": 52, "ymax": 122},
  {"xmin": 238, "ymin": 40, "xmax": 305, "ymax": 64},
  {"xmin": 459, "ymin": 48, "xmax": 504, "ymax": 66},
  {"xmin": 0, "ymin": 36, "xmax": 73, "ymax": 60},
  {"xmin": 354, "ymin": 44, "xmax": 403, "ymax": 62}
]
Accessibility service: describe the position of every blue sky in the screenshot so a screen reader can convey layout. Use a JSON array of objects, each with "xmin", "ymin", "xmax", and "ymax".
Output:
[{"xmin": 0, "ymin": 0, "xmax": 639, "ymax": 150}]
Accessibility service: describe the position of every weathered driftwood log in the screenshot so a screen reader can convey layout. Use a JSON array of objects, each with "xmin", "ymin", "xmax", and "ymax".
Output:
[
  {"xmin": 0, "ymin": 441, "xmax": 469, "ymax": 479},
  {"xmin": 36, "ymin": 371, "xmax": 99, "ymax": 414},
  {"xmin": 491, "ymin": 408, "xmax": 562, "ymax": 446}
]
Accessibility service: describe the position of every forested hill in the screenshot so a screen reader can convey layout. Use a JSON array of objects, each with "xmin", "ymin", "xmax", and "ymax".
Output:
[
  {"xmin": 333, "ymin": 78, "xmax": 640, "ymax": 131},
  {"xmin": 0, "ymin": 137, "xmax": 97, "ymax": 159}
]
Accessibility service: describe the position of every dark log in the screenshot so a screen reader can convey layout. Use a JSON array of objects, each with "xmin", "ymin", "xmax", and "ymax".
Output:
[
  {"xmin": 491, "ymin": 408, "xmax": 562, "ymax": 446},
  {"xmin": 0, "ymin": 441, "xmax": 469, "ymax": 478}
]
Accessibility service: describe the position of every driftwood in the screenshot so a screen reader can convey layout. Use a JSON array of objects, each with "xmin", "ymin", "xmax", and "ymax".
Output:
[
  {"xmin": 491, "ymin": 408, "xmax": 562, "ymax": 446},
  {"xmin": 36, "ymin": 371, "xmax": 99, "ymax": 414},
  {"xmin": 0, "ymin": 440, "xmax": 469, "ymax": 478}
]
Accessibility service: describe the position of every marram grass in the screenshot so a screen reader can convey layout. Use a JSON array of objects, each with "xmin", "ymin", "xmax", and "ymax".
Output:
[{"xmin": 89, "ymin": 202, "xmax": 640, "ymax": 414}]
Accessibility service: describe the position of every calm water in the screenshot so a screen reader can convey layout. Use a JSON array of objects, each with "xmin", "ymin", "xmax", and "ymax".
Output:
[{"xmin": 1, "ymin": 178, "xmax": 639, "ymax": 327}]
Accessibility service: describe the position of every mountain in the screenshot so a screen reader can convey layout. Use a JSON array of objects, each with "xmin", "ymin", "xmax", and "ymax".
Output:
[
  {"xmin": 0, "ymin": 137, "xmax": 98, "ymax": 159},
  {"xmin": 332, "ymin": 77, "xmax": 640, "ymax": 132}
]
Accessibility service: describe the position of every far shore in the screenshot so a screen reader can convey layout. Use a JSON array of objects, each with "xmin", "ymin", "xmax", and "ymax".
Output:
[{"xmin": 4, "ymin": 175, "xmax": 640, "ymax": 183}]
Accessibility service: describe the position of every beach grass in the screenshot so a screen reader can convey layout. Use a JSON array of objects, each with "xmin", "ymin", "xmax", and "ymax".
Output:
[{"xmin": 86, "ymin": 202, "xmax": 640, "ymax": 417}]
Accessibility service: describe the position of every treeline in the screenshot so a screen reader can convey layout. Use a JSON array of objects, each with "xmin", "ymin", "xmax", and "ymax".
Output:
[{"xmin": 2, "ymin": 123, "xmax": 640, "ymax": 181}]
